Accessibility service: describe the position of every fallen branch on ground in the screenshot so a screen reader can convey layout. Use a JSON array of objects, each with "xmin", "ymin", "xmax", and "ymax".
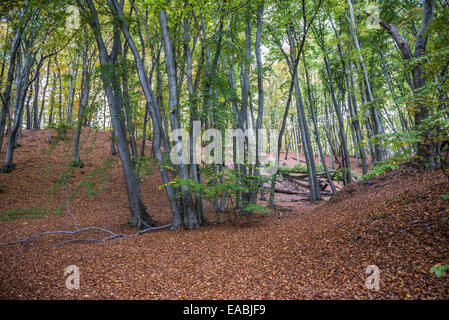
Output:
[
  {"xmin": 274, "ymin": 188, "xmax": 333, "ymax": 197},
  {"xmin": 0, "ymin": 186, "xmax": 172, "ymax": 248},
  {"xmin": 0, "ymin": 224, "xmax": 173, "ymax": 248}
]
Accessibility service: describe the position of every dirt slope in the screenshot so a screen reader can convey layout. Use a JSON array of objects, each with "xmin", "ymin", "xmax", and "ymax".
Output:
[{"xmin": 0, "ymin": 129, "xmax": 448, "ymax": 299}]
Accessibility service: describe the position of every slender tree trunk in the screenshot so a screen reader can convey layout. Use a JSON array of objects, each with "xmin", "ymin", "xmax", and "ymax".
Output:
[
  {"xmin": 24, "ymin": 85, "xmax": 33, "ymax": 133},
  {"xmin": 54, "ymin": 56, "xmax": 63, "ymax": 121},
  {"xmin": 303, "ymin": 52, "xmax": 337, "ymax": 194},
  {"xmin": 140, "ymin": 101, "xmax": 149, "ymax": 158},
  {"xmin": 269, "ymin": 69, "xmax": 296, "ymax": 207},
  {"xmin": 72, "ymin": 37, "xmax": 89, "ymax": 168},
  {"xmin": 329, "ymin": 16, "xmax": 368, "ymax": 175},
  {"xmin": 349, "ymin": 61, "xmax": 369, "ymax": 174},
  {"xmin": 121, "ymin": 43, "xmax": 138, "ymax": 161},
  {"xmin": 37, "ymin": 59, "xmax": 51, "ymax": 129},
  {"xmin": 348, "ymin": 0, "xmax": 384, "ymax": 163},
  {"xmin": 183, "ymin": 13, "xmax": 205, "ymax": 224},
  {"xmin": 48, "ymin": 71, "xmax": 56, "ymax": 125},
  {"xmin": 32, "ymin": 68, "xmax": 40, "ymax": 130},
  {"xmin": 26, "ymin": 82, "xmax": 32, "ymax": 130},
  {"xmin": 323, "ymin": 51, "xmax": 351, "ymax": 184},
  {"xmin": 65, "ymin": 56, "xmax": 79, "ymax": 125},
  {"xmin": 254, "ymin": 2, "xmax": 265, "ymax": 201},
  {"xmin": 293, "ymin": 74, "xmax": 321, "ymax": 201}
]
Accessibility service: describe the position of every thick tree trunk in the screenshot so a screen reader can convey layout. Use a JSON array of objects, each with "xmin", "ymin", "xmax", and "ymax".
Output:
[
  {"xmin": 0, "ymin": 25, "xmax": 22, "ymax": 156},
  {"xmin": 105, "ymin": 0, "xmax": 182, "ymax": 229},
  {"xmin": 159, "ymin": 8, "xmax": 198, "ymax": 229},
  {"xmin": 371, "ymin": 0, "xmax": 437, "ymax": 169},
  {"xmin": 81, "ymin": 0, "xmax": 155, "ymax": 229}
]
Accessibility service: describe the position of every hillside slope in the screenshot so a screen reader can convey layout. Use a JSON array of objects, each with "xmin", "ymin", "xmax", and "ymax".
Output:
[{"xmin": 0, "ymin": 129, "xmax": 448, "ymax": 299}]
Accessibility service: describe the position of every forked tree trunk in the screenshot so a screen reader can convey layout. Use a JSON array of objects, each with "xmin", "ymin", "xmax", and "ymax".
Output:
[
  {"xmin": 159, "ymin": 8, "xmax": 198, "ymax": 228},
  {"xmin": 81, "ymin": 0, "xmax": 155, "ymax": 229},
  {"xmin": 2, "ymin": 38, "xmax": 36, "ymax": 172},
  {"xmin": 0, "ymin": 28, "xmax": 21, "ymax": 156},
  {"xmin": 106, "ymin": 0, "xmax": 183, "ymax": 229}
]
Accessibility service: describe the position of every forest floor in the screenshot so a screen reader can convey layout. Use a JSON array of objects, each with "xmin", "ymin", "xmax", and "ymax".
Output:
[{"xmin": 0, "ymin": 128, "xmax": 448, "ymax": 299}]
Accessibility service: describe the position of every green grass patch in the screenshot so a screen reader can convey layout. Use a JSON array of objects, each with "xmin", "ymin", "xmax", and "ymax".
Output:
[
  {"xmin": 0, "ymin": 207, "xmax": 60, "ymax": 221},
  {"xmin": 278, "ymin": 164, "xmax": 308, "ymax": 174}
]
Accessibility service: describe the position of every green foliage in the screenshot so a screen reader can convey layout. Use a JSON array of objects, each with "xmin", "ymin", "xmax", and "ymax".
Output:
[
  {"xmin": 238, "ymin": 202, "xmax": 269, "ymax": 216},
  {"xmin": 442, "ymin": 217, "xmax": 449, "ymax": 226},
  {"xmin": 418, "ymin": 108, "xmax": 449, "ymax": 144},
  {"xmin": 77, "ymin": 157, "xmax": 118, "ymax": 196},
  {"xmin": 373, "ymin": 131, "xmax": 421, "ymax": 153},
  {"xmin": 278, "ymin": 164, "xmax": 308, "ymax": 174},
  {"xmin": 315, "ymin": 164, "xmax": 324, "ymax": 174},
  {"xmin": 160, "ymin": 165, "xmax": 269, "ymax": 216},
  {"xmin": 371, "ymin": 212, "xmax": 387, "ymax": 220},
  {"xmin": 70, "ymin": 160, "xmax": 84, "ymax": 168},
  {"xmin": 46, "ymin": 121, "xmax": 74, "ymax": 141},
  {"xmin": 162, "ymin": 167, "xmax": 239, "ymax": 202},
  {"xmin": 333, "ymin": 167, "xmax": 356, "ymax": 182},
  {"xmin": 279, "ymin": 163, "xmax": 325, "ymax": 175},
  {"xmin": 134, "ymin": 156, "xmax": 159, "ymax": 181},
  {"xmin": 430, "ymin": 264, "xmax": 449, "ymax": 278},
  {"xmin": 43, "ymin": 124, "xmax": 118, "ymax": 205},
  {"xmin": 363, "ymin": 155, "xmax": 410, "ymax": 180}
]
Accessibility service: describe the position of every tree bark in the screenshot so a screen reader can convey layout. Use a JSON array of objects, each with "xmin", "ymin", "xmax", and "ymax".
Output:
[
  {"xmin": 37, "ymin": 59, "xmax": 51, "ymax": 129},
  {"xmin": 302, "ymin": 52, "xmax": 337, "ymax": 194},
  {"xmin": 347, "ymin": 0, "xmax": 384, "ymax": 163},
  {"xmin": 2, "ymin": 35, "xmax": 36, "ymax": 172},
  {"xmin": 159, "ymin": 7, "xmax": 198, "ymax": 229},
  {"xmin": 80, "ymin": 0, "xmax": 156, "ymax": 229}
]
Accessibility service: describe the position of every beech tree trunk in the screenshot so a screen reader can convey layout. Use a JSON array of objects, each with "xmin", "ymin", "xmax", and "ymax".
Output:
[
  {"xmin": 2, "ymin": 35, "xmax": 36, "ymax": 172},
  {"xmin": 81, "ymin": 0, "xmax": 156, "ymax": 229}
]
